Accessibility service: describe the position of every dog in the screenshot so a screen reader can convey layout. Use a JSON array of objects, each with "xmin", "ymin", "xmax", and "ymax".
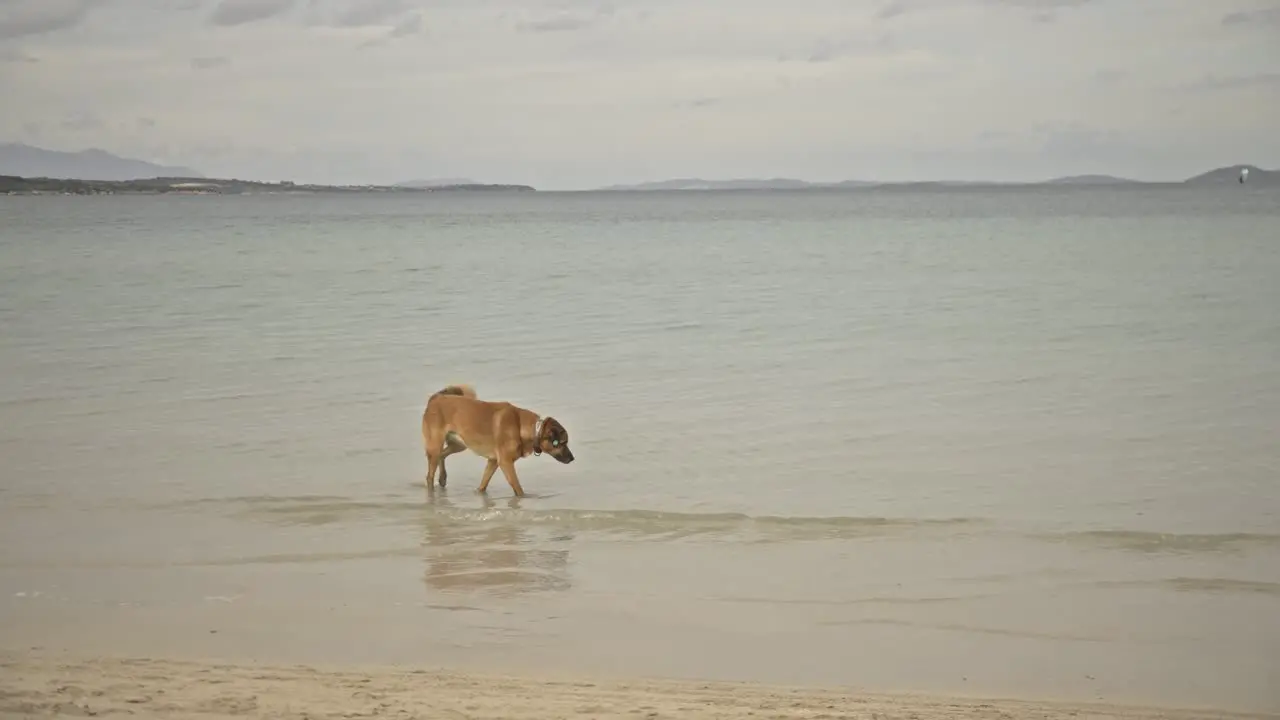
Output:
[{"xmin": 421, "ymin": 384, "xmax": 574, "ymax": 497}]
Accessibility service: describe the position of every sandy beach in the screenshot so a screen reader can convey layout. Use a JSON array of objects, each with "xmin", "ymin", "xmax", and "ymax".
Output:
[{"xmin": 3, "ymin": 652, "xmax": 1273, "ymax": 720}]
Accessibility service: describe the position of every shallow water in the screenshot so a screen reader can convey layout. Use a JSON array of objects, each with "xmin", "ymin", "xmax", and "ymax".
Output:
[{"xmin": 1, "ymin": 187, "xmax": 1278, "ymax": 711}]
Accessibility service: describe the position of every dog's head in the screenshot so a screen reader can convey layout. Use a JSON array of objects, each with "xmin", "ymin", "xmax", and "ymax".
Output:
[{"xmin": 537, "ymin": 417, "xmax": 574, "ymax": 464}]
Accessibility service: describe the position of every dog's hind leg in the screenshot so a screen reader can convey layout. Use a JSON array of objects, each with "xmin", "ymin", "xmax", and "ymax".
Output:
[
  {"xmin": 425, "ymin": 440, "xmax": 450, "ymax": 489},
  {"xmin": 436, "ymin": 434, "xmax": 467, "ymax": 488},
  {"xmin": 422, "ymin": 415, "xmax": 442, "ymax": 489},
  {"xmin": 425, "ymin": 449, "xmax": 441, "ymax": 489}
]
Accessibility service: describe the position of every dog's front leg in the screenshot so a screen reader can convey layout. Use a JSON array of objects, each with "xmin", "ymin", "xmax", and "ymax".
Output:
[
  {"xmin": 498, "ymin": 458, "xmax": 525, "ymax": 498},
  {"xmin": 476, "ymin": 458, "xmax": 499, "ymax": 493}
]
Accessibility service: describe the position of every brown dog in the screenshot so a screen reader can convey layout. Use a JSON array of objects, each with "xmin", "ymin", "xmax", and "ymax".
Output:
[{"xmin": 421, "ymin": 384, "xmax": 574, "ymax": 497}]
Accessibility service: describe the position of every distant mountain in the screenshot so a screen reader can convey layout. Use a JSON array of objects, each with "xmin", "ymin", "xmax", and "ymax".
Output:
[
  {"xmin": 598, "ymin": 177, "xmax": 1043, "ymax": 191},
  {"xmin": 1183, "ymin": 164, "xmax": 1276, "ymax": 186},
  {"xmin": 599, "ymin": 167, "xmax": 1280, "ymax": 191},
  {"xmin": 599, "ymin": 177, "xmax": 877, "ymax": 191},
  {"xmin": 395, "ymin": 177, "xmax": 478, "ymax": 188},
  {"xmin": 600, "ymin": 177, "xmax": 809, "ymax": 191},
  {"xmin": 0, "ymin": 175, "xmax": 536, "ymax": 195},
  {"xmin": 1045, "ymin": 174, "xmax": 1140, "ymax": 185},
  {"xmin": 0, "ymin": 142, "xmax": 202, "ymax": 181}
]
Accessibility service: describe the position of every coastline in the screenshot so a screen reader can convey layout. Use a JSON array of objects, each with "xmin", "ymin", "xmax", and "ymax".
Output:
[
  {"xmin": 3, "ymin": 652, "xmax": 1272, "ymax": 720},
  {"xmin": 0, "ymin": 175, "xmax": 537, "ymax": 196}
]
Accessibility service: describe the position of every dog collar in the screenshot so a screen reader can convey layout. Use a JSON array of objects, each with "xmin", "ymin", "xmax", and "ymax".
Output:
[{"xmin": 531, "ymin": 416, "xmax": 544, "ymax": 455}]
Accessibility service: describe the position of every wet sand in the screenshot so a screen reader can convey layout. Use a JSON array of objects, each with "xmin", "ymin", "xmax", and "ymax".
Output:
[
  {"xmin": 4, "ymin": 652, "xmax": 1273, "ymax": 720},
  {"xmin": 5, "ymin": 490, "xmax": 1279, "ymax": 713}
]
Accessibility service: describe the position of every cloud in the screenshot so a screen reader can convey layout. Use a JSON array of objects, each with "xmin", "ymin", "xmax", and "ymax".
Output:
[
  {"xmin": 1221, "ymin": 7, "xmax": 1280, "ymax": 26},
  {"xmin": 514, "ymin": 4, "xmax": 615, "ymax": 33},
  {"xmin": 209, "ymin": 0, "xmax": 295, "ymax": 27},
  {"xmin": 388, "ymin": 13, "xmax": 423, "ymax": 38},
  {"xmin": 191, "ymin": 55, "xmax": 231, "ymax": 70},
  {"xmin": 978, "ymin": 0, "xmax": 1094, "ymax": 21},
  {"xmin": 678, "ymin": 96, "xmax": 719, "ymax": 109},
  {"xmin": 1181, "ymin": 72, "xmax": 1280, "ymax": 92},
  {"xmin": 60, "ymin": 111, "xmax": 103, "ymax": 131},
  {"xmin": 1091, "ymin": 69, "xmax": 1126, "ymax": 85},
  {"xmin": 975, "ymin": 129, "xmax": 1015, "ymax": 143},
  {"xmin": 876, "ymin": 2, "xmax": 908, "ymax": 20},
  {"xmin": 0, "ymin": 48, "xmax": 38, "ymax": 62},
  {"xmin": 0, "ymin": 0, "xmax": 95, "ymax": 40},
  {"xmin": 807, "ymin": 34, "xmax": 895, "ymax": 63},
  {"xmin": 981, "ymin": 0, "xmax": 1095, "ymax": 23},
  {"xmin": 986, "ymin": 0, "xmax": 1093, "ymax": 7},
  {"xmin": 518, "ymin": 14, "xmax": 595, "ymax": 32},
  {"xmin": 356, "ymin": 10, "xmax": 424, "ymax": 48},
  {"xmin": 331, "ymin": 0, "xmax": 410, "ymax": 28},
  {"xmin": 305, "ymin": 0, "xmax": 422, "ymax": 47}
]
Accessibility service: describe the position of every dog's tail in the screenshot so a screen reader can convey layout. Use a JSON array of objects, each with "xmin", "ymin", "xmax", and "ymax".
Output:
[{"xmin": 431, "ymin": 383, "xmax": 477, "ymax": 401}]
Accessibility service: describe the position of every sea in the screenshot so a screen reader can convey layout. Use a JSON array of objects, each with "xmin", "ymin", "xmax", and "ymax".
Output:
[{"xmin": 1, "ymin": 186, "xmax": 1278, "ymax": 712}]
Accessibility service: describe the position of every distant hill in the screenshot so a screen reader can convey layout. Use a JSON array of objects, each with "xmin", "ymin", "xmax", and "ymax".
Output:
[
  {"xmin": 1045, "ymin": 174, "xmax": 1141, "ymax": 185},
  {"xmin": 599, "ymin": 167, "xmax": 1280, "ymax": 191},
  {"xmin": 1183, "ymin": 165, "xmax": 1276, "ymax": 186},
  {"xmin": 395, "ymin": 178, "xmax": 478, "ymax": 188},
  {"xmin": 598, "ymin": 178, "xmax": 1044, "ymax": 191},
  {"xmin": 0, "ymin": 142, "xmax": 202, "ymax": 181},
  {"xmin": 0, "ymin": 175, "xmax": 535, "ymax": 195},
  {"xmin": 599, "ymin": 177, "xmax": 876, "ymax": 191}
]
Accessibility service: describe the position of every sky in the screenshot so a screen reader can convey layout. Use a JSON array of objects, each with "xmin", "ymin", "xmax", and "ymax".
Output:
[{"xmin": 1, "ymin": 0, "xmax": 1278, "ymax": 189}]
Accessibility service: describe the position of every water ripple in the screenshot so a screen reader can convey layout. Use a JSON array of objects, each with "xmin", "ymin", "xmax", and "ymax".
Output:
[
  {"xmin": 1039, "ymin": 529, "xmax": 1280, "ymax": 555},
  {"xmin": 170, "ymin": 494, "xmax": 986, "ymax": 543}
]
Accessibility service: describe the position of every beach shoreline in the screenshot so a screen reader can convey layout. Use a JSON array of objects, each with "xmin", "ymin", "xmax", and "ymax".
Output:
[{"xmin": 2, "ymin": 651, "xmax": 1273, "ymax": 720}]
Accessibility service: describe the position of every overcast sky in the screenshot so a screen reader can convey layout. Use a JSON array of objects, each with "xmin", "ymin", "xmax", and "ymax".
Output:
[{"xmin": 1, "ymin": 0, "xmax": 1278, "ymax": 189}]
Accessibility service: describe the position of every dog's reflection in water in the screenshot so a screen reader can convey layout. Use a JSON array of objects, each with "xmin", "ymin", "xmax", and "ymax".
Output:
[{"xmin": 421, "ymin": 489, "xmax": 571, "ymax": 598}]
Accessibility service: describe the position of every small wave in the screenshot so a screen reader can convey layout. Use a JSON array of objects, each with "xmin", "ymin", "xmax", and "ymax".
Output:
[
  {"xmin": 183, "ymin": 547, "xmax": 423, "ymax": 566},
  {"xmin": 427, "ymin": 507, "xmax": 981, "ymax": 542},
  {"xmin": 1093, "ymin": 577, "xmax": 1280, "ymax": 596},
  {"xmin": 173, "ymin": 494, "xmax": 355, "ymax": 507},
  {"xmin": 709, "ymin": 593, "xmax": 990, "ymax": 607},
  {"xmin": 1165, "ymin": 577, "xmax": 1280, "ymax": 595},
  {"xmin": 816, "ymin": 618, "xmax": 1128, "ymax": 644},
  {"xmin": 1039, "ymin": 529, "xmax": 1280, "ymax": 555},
  {"xmin": 187, "ymin": 494, "xmax": 985, "ymax": 543},
  {"xmin": 162, "ymin": 495, "xmax": 406, "ymax": 527},
  {"xmin": 658, "ymin": 320, "xmax": 704, "ymax": 332}
]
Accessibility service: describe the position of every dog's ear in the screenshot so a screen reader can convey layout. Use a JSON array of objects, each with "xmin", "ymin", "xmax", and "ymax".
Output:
[{"xmin": 544, "ymin": 417, "xmax": 567, "ymax": 448}]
